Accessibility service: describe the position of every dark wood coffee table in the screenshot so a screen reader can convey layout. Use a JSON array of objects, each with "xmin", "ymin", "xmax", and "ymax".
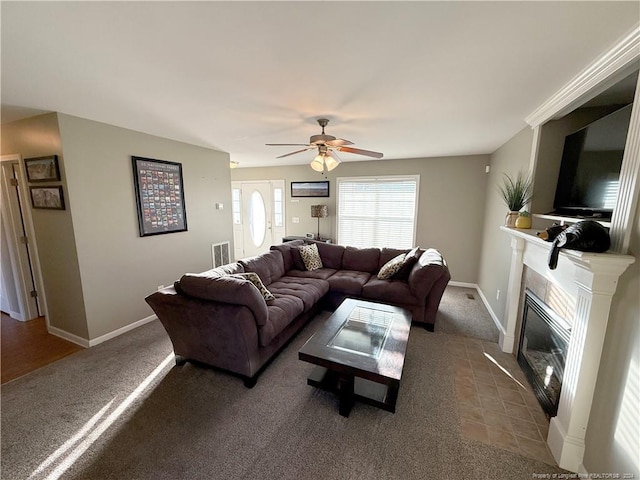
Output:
[{"xmin": 298, "ymin": 298, "xmax": 412, "ymax": 417}]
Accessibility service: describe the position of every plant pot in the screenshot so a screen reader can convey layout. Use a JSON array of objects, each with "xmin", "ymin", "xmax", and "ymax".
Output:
[
  {"xmin": 505, "ymin": 211, "xmax": 519, "ymax": 227},
  {"xmin": 515, "ymin": 215, "xmax": 532, "ymax": 229}
]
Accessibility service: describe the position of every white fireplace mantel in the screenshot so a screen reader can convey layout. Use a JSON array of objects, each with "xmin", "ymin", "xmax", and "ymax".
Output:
[{"xmin": 500, "ymin": 226, "xmax": 634, "ymax": 472}]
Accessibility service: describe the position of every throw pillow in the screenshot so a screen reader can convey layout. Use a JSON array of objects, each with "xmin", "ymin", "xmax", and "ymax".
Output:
[
  {"xmin": 298, "ymin": 243, "xmax": 323, "ymax": 271},
  {"xmin": 377, "ymin": 253, "xmax": 407, "ymax": 279},
  {"xmin": 230, "ymin": 272, "xmax": 275, "ymax": 302},
  {"xmin": 393, "ymin": 246, "xmax": 421, "ymax": 280}
]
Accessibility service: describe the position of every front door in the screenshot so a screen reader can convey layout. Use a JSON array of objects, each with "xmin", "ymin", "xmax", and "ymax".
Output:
[
  {"xmin": 241, "ymin": 182, "xmax": 271, "ymax": 258},
  {"xmin": 232, "ymin": 180, "xmax": 285, "ymax": 259}
]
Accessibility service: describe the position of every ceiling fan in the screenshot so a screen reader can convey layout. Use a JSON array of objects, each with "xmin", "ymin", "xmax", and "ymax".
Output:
[{"xmin": 266, "ymin": 118, "xmax": 383, "ymax": 172}]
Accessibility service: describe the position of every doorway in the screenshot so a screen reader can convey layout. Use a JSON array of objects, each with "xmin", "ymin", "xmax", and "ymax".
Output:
[
  {"xmin": 231, "ymin": 180, "xmax": 285, "ymax": 259},
  {"xmin": 0, "ymin": 154, "xmax": 44, "ymax": 322}
]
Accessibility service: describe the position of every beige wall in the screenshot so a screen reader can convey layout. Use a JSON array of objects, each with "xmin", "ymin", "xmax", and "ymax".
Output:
[
  {"xmin": 477, "ymin": 126, "xmax": 534, "ymax": 328},
  {"xmin": 1, "ymin": 114, "xmax": 89, "ymax": 338},
  {"xmin": 232, "ymin": 155, "xmax": 489, "ymax": 284},
  {"xmin": 57, "ymin": 114, "xmax": 232, "ymax": 339},
  {"xmin": 2, "ymin": 113, "xmax": 232, "ymax": 341}
]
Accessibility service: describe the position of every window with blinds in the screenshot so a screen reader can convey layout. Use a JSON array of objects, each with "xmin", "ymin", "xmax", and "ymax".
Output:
[{"xmin": 337, "ymin": 176, "xmax": 419, "ymax": 248}]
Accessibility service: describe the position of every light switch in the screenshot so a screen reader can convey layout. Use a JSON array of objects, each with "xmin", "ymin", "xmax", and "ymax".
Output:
[
  {"xmin": 216, "ymin": 203, "xmax": 224, "ymax": 210},
  {"xmin": 292, "ymin": 217, "xmax": 300, "ymax": 224}
]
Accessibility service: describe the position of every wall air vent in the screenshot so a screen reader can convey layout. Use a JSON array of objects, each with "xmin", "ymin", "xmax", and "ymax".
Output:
[{"xmin": 212, "ymin": 241, "xmax": 231, "ymax": 268}]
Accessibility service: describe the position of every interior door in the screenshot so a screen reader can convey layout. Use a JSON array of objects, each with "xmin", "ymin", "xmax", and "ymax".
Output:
[
  {"xmin": 240, "ymin": 182, "xmax": 273, "ymax": 258},
  {"xmin": 0, "ymin": 159, "xmax": 40, "ymax": 320}
]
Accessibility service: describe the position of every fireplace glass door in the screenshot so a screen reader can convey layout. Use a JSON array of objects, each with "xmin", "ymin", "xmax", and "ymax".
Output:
[{"xmin": 517, "ymin": 290, "xmax": 571, "ymax": 416}]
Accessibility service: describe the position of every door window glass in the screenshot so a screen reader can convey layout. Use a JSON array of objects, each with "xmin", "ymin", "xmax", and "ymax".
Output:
[{"xmin": 249, "ymin": 190, "xmax": 266, "ymax": 247}]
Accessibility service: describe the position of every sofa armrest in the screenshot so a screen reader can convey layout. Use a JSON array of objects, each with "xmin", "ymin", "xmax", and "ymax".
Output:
[
  {"xmin": 408, "ymin": 248, "xmax": 447, "ymax": 299},
  {"xmin": 145, "ymin": 288, "xmax": 261, "ymax": 377},
  {"xmin": 178, "ymin": 273, "xmax": 269, "ymax": 326}
]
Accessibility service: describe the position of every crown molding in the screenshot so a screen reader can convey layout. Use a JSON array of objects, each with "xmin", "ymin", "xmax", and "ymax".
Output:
[{"xmin": 526, "ymin": 25, "xmax": 640, "ymax": 128}]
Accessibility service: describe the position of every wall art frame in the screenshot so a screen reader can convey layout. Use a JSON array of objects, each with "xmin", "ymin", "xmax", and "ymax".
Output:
[
  {"xmin": 29, "ymin": 185, "xmax": 65, "ymax": 210},
  {"xmin": 290, "ymin": 181, "xmax": 330, "ymax": 198},
  {"xmin": 24, "ymin": 155, "xmax": 61, "ymax": 182},
  {"xmin": 132, "ymin": 156, "xmax": 187, "ymax": 237}
]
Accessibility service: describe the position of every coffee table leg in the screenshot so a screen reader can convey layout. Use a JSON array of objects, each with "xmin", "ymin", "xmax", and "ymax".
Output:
[
  {"xmin": 338, "ymin": 375, "xmax": 355, "ymax": 417},
  {"xmin": 386, "ymin": 381, "xmax": 400, "ymax": 413}
]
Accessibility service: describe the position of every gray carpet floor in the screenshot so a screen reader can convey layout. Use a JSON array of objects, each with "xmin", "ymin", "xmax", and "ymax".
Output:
[
  {"xmin": 436, "ymin": 286, "xmax": 500, "ymax": 342},
  {"xmin": 1, "ymin": 287, "xmax": 564, "ymax": 479}
]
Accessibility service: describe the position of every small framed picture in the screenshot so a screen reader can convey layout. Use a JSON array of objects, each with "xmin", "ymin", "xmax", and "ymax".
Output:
[
  {"xmin": 24, "ymin": 155, "xmax": 61, "ymax": 182},
  {"xmin": 29, "ymin": 186, "xmax": 65, "ymax": 210},
  {"xmin": 291, "ymin": 181, "xmax": 330, "ymax": 198}
]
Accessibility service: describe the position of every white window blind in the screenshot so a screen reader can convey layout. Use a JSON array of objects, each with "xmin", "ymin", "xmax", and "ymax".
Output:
[{"xmin": 337, "ymin": 176, "xmax": 419, "ymax": 249}]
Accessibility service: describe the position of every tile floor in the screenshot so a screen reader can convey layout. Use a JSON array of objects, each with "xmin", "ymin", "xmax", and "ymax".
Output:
[{"xmin": 449, "ymin": 334, "xmax": 557, "ymax": 465}]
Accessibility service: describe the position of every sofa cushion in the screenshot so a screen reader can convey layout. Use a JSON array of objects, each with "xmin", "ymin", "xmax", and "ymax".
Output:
[
  {"xmin": 394, "ymin": 246, "xmax": 423, "ymax": 280},
  {"xmin": 198, "ymin": 263, "xmax": 245, "ymax": 277},
  {"xmin": 259, "ymin": 296, "xmax": 305, "ymax": 347},
  {"xmin": 314, "ymin": 242, "xmax": 345, "ymax": 269},
  {"xmin": 239, "ymin": 250, "xmax": 285, "ymax": 285},
  {"xmin": 268, "ymin": 276, "xmax": 329, "ymax": 311},
  {"xmin": 284, "ymin": 268, "xmax": 337, "ymax": 280},
  {"xmin": 270, "ymin": 240, "xmax": 305, "ymax": 272},
  {"xmin": 342, "ymin": 246, "xmax": 380, "ymax": 273},
  {"xmin": 377, "ymin": 253, "xmax": 407, "ymax": 279},
  {"xmin": 299, "ymin": 243, "xmax": 323, "ymax": 271},
  {"xmin": 327, "ymin": 270, "xmax": 371, "ymax": 296},
  {"xmin": 178, "ymin": 273, "xmax": 268, "ymax": 326},
  {"xmin": 363, "ymin": 278, "xmax": 419, "ymax": 305},
  {"xmin": 230, "ymin": 272, "xmax": 275, "ymax": 301}
]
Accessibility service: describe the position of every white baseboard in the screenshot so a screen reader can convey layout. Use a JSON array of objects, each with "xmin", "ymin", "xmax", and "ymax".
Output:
[
  {"xmin": 48, "ymin": 314, "xmax": 158, "ymax": 349},
  {"xmin": 88, "ymin": 314, "xmax": 158, "ymax": 347},
  {"xmin": 1, "ymin": 296, "xmax": 26, "ymax": 321},
  {"xmin": 448, "ymin": 281, "xmax": 477, "ymax": 288},
  {"xmin": 8, "ymin": 310, "xmax": 25, "ymax": 321},
  {"xmin": 48, "ymin": 326, "xmax": 90, "ymax": 348},
  {"xmin": 447, "ymin": 281, "xmax": 507, "ymax": 336},
  {"xmin": 467, "ymin": 284, "xmax": 507, "ymax": 337}
]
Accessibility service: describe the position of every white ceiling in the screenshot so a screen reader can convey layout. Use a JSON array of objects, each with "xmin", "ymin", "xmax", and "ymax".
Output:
[{"xmin": 2, "ymin": 2, "xmax": 638, "ymax": 168}]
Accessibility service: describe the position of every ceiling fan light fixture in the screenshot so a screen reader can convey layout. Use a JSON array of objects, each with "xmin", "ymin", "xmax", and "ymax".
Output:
[
  {"xmin": 268, "ymin": 117, "xmax": 383, "ymax": 167},
  {"xmin": 310, "ymin": 154, "xmax": 325, "ymax": 172},
  {"xmin": 324, "ymin": 153, "xmax": 340, "ymax": 171}
]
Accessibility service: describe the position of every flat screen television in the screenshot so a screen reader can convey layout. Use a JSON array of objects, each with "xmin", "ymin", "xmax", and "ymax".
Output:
[{"xmin": 552, "ymin": 103, "xmax": 633, "ymax": 220}]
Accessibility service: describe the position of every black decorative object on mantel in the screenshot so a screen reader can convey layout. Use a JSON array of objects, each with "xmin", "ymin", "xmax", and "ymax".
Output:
[{"xmin": 547, "ymin": 220, "xmax": 610, "ymax": 270}]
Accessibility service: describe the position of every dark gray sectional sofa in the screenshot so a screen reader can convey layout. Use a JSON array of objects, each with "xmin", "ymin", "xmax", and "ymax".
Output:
[{"xmin": 145, "ymin": 239, "xmax": 450, "ymax": 386}]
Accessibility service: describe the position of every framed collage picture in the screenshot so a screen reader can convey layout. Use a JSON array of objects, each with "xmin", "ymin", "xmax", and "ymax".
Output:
[{"xmin": 132, "ymin": 156, "xmax": 187, "ymax": 237}]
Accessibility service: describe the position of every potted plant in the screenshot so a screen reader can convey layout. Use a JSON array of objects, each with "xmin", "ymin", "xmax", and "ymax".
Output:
[
  {"xmin": 497, "ymin": 171, "xmax": 533, "ymax": 227},
  {"xmin": 515, "ymin": 210, "xmax": 532, "ymax": 229}
]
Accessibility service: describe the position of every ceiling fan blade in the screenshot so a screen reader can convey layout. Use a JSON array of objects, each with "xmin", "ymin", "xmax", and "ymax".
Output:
[
  {"xmin": 275, "ymin": 147, "xmax": 315, "ymax": 159},
  {"xmin": 266, "ymin": 143, "xmax": 311, "ymax": 147},
  {"xmin": 326, "ymin": 138, "xmax": 354, "ymax": 147},
  {"xmin": 337, "ymin": 146, "xmax": 384, "ymax": 159}
]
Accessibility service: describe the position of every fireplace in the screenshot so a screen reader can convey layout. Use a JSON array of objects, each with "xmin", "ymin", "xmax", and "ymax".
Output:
[
  {"xmin": 501, "ymin": 227, "xmax": 633, "ymax": 470},
  {"xmin": 517, "ymin": 289, "xmax": 571, "ymax": 417}
]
